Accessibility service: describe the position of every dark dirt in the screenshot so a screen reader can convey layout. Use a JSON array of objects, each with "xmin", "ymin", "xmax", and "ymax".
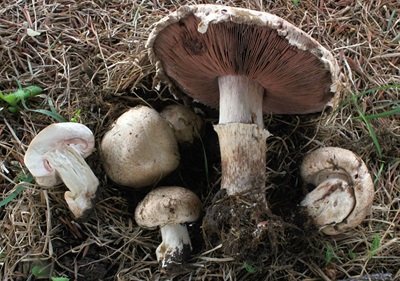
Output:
[{"xmin": 202, "ymin": 188, "xmax": 310, "ymax": 264}]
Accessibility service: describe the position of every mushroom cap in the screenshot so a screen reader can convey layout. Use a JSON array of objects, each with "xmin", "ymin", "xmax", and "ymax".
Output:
[
  {"xmin": 135, "ymin": 186, "xmax": 202, "ymax": 228},
  {"xmin": 160, "ymin": 104, "xmax": 203, "ymax": 144},
  {"xmin": 24, "ymin": 122, "xmax": 95, "ymax": 187},
  {"xmin": 300, "ymin": 147, "xmax": 374, "ymax": 235},
  {"xmin": 148, "ymin": 5, "xmax": 340, "ymax": 115},
  {"xmin": 100, "ymin": 106, "xmax": 180, "ymax": 188}
]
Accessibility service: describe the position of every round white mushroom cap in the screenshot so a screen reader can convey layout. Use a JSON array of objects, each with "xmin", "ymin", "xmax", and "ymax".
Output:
[
  {"xmin": 24, "ymin": 122, "xmax": 95, "ymax": 187},
  {"xmin": 300, "ymin": 147, "xmax": 374, "ymax": 235},
  {"xmin": 101, "ymin": 106, "xmax": 180, "ymax": 188},
  {"xmin": 135, "ymin": 186, "xmax": 202, "ymax": 228}
]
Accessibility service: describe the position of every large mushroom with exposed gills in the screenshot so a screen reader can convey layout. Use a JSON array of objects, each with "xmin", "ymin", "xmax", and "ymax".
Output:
[
  {"xmin": 300, "ymin": 147, "xmax": 374, "ymax": 235},
  {"xmin": 147, "ymin": 4, "xmax": 340, "ymax": 257},
  {"xmin": 24, "ymin": 122, "xmax": 99, "ymax": 219}
]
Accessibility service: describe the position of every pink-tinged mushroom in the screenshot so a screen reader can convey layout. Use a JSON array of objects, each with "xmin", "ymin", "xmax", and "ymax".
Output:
[
  {"xmin": 24, "ymin": 122, "xmax": 98, "ymax": 219},
  {"xmin": 147, "ymin": 4, "xmax": 339, "ymax": 257},
  {"xmin": 300, "ymin": 147, "xmax": 374, "ymax": 235}
]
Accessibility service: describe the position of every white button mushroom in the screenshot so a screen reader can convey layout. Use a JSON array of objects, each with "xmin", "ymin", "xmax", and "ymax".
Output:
[
  {"xmin": 300, "ymin": 147, "xmax": 374, "ymax": 235},
  {"xmin": 134, "ymin": 186, "xmax": 202, "ymax": 271},
  {"xmin": 160, "ymin": 104, "xmax": 203, "ymax": 144},
  {"xmin": 100, "ymin": 106, "xmax": 180, "ymax": 188},
  {"xmin": 24, "ymin": 122, "xmax": 99, "ymax": 219}
]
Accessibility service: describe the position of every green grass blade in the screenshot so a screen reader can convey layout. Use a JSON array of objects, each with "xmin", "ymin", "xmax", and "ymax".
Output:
[
  {"xmin": 28, "ymin": 109, "xmax": 67, "ymax": 122},
  {"xmin": 20, "ymin": 98, "xmax": 67, "ymax": 122},
  {"xmin": 351, "ymin": 93, "xmax": 383, "ymax": 158},
  {"xmin": 0, "ymin": 184, "xmax": 26, "ymax": 208},
  {"xmin": 359, "ymin": 112, "xmax": 382, "ymax": 158},
  {"xmin": 363, "ymin": 107, "xmax": 400, "ymax": 120}
]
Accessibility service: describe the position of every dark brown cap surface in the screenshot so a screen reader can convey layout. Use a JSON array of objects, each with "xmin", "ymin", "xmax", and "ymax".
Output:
[{"xmin": 148, "ymin": 5, "xmax": 340, "ymax": 114}]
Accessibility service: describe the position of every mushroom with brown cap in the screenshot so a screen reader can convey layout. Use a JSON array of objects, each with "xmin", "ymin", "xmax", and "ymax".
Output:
[
  {"xmin": 24, "ymin": 122, "xmax": 99, "ymax": 219},
  {"xmin": 101, "ymin": 106, "xmax": 180, "ymax": 188},
  {"xmin": 147, "ymin": 4, "xmax": 340, "ymax": 256},
  {"xmin": 300, "ymin": 147, "xmax": 374, "ymax": 235},
  {"xmin": 134, "ymin": 186, "xmax": 202, "ymax": 271},
  {"xmin": 160, "ymin": 104, "xmax": 204, "ymax": 144}
]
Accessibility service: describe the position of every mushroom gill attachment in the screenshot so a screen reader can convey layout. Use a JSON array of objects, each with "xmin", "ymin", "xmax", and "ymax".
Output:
[
  {"xmin": 300, "ymin": 147, "xmax": 374, "ymax": 235},
  {"xmin": 24, "ymin": 122, "xmax": 98, "ymax": 219},
  {"xmin": 134, "ymin": 186, "xmax": 202, "ymax": 272},
  {"xmin": 100, "ymin": 106, "xmax": 180, "ymax": 188}
]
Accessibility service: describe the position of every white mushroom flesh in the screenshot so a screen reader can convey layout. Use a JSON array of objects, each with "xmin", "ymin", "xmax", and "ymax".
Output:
[
  {"xmin": 24, "ymin": 122, "xmax": 98, "ymax": 219},
  {"xmin": 45, "ymin": 145, "xmax": 98, "ymax": 218},
  {"xmin": 300, "ymin": 178, "xmax": 355, "ymax": 229}
]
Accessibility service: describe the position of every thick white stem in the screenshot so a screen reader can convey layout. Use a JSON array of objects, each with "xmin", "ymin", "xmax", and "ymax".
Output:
[
  {"xmin": 216, "ymin": 75, "xmax": 269, "ymax": 196},
  {"xmin": 218, "ymin": 75, "xmax": 264, "ymax": 127},
  {"xmin": 45, "ymin": 145, "xmax": 99, "ymax": 218},
  {"xmin": 156, "ymin": 224, "xmax": 191, "ymax": 269}
]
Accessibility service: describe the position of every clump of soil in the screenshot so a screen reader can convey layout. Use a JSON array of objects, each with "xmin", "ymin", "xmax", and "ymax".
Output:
[{"xmin": 202, "ymin": 189, "xmax": 308, "ymax": 263}]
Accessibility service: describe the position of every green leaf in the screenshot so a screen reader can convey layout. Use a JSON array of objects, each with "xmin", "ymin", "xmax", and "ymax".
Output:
[
  {"xmin": 348, "ymin": 249, "xmax": 357, "ymax": 260},
  {"xmin": 15, "ymin": 172, "xmax": 34, "ymax": 183},
  {"xmin": 70, "ymin": 109, "xmax": 81, "ymax": 123},
  {"xmin": 0, "ymin": 184, "xmax": 26, "ymax": 208},
  {"xmin": 324, "ymin": 244, "xmax": 336, "ymax": 264},
  {"xmin": 292, "ymin": 0, "xmax": 301, "ymax": 6},
  {"xmin": 0, "ymin": 85, "xmax": 42, "ymax": 107},
  {"xmin": 31, "ymin": 264, "xmax": 50, "ymax": 278},
  {"xmin": 51, "ymin": 277, "xmax": 70, "ymax": 281},
  {"xmin": 243, "ymin": 262, "xmax": 257, "ymax": 273},
  {"xmin": 370, "ymin": 234, "xmax": 381, "ymax": 256}
]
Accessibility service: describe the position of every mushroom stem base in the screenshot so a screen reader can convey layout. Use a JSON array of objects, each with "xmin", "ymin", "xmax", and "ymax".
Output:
[
  {"xmin": 202, "ymin": 189, "xmax": 291, "ymax": 261},
  {"xmin": 157, "ymin": 224, "xmax": 192, "ymax": 271},
  {"xmin": 214, "ymin": 123, "xmax": 270, "ymax": 197}
]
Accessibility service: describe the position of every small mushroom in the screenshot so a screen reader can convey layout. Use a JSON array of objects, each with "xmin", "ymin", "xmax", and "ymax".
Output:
[
  {"xmin": 101, "ymin": 106, "xmax": 180, "ymax": 188},
  {"xmin": 160, "ymin": 104, "xmax": 203, "ymax": 144},
  {"xmin": 300, "ymin": 147, "xmax": 374, "ymax": 235},
  {"xmin": 134, "ymin": 186, "xmax": 202, "ymax": 271},
  {"xmin": 24, "ymin": 122, "xmax": 98, "ymax": 219}
]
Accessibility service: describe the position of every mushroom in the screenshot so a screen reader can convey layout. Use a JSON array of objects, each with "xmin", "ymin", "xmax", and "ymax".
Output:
[
  {"xmin": 300, "ymin": 147, "xmax": 374, "ymax": 235},
  {"xmin": 160, "ymin": 104, "xmax": 203, "ymax": 144},
  {"xmin": 147, "ymin": 5, "xmax": 339, "ymax": 255},
  {"xmin": 101, "ymin": 106, "xmax": 180, "ymax": 188},
  {"xmin": 24, "ymin": 122, "xmax": 98, "ymax": 219},
  {"xmin": 134, "ymin": 186, "xmax": 202, "ymax": 271}
]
